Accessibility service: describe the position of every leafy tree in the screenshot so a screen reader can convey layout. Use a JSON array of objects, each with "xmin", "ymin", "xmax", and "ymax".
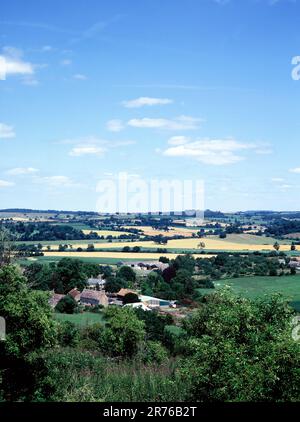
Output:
[
  {"xmin": 0, "ymin": 228, "xmax": 14, "ymax": 266},
  {"xmin": 138, "ymin": 340, "xmax": 168, "ymax": 364},
  {"xmin": 55, "ymin": 295, "xmax": 78, "ymax": 314},
  {"xmin": 171, "ymin": 269, "xmax": 195, "ymax": 297},
  {"xmin": 0, "ymin": 265, "xmax": 57, "ymax": 400},
  {"xmin": 99, "ymin": 265, "xmax": 113, "ymax": 278},
  {"xmin": 105, "ymin": 276, "xmax": 128, "ymax": 293},
  {"xmin": 101, "ymin": 307, "xmax": 145, "ymax": 358},
  {"xmin": 57, "ymin": 321, "xmax": 80, "ymax": 347},
  {"xmin": 47, "ymin": 258, "xmax": 89, "ymax": 293},
  {"xmin": 135, "ymin": 308, "xmax": 173, "ymax": 343},
  {"xmin": 173, "ymin": 254, "xmax": 195, "ymax": 275},
  {"xmin": 162, "ymin": 266, "xmax": 177, "ymax": 283},
  {"xmin": 117, "ymin": 266, "xmax": 136, "ymax": 283},
  {"xmin": 180, "ymin": 290, "xmax": 300, "ymax": 401}
]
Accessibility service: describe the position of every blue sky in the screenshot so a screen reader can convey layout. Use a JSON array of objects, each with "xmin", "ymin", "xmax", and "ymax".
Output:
[{"xmin": 1, "ymin": 0, "xmax": 300, "ymax": 212}]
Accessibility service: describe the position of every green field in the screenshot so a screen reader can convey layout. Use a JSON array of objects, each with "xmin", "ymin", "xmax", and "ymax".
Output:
[
  {"xmin": 199, "ymin": 275, "xmax": 300, "ymax": 311},
  {"xmin": 17, "ymin": 255, "xmax": 160, "ymax": 266},
  {"xmin": 217, "ymin": 233, "xmax": 292, "ymax": 245},
  {"xmin": 54, "ymin": 312, "xmax": 105, "ymax": 326}
]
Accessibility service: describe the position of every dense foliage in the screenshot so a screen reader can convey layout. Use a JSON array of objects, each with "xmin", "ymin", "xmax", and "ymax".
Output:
[{"xmin": 24, "ymin": 258, "xmax": 100, "ymax": 293}]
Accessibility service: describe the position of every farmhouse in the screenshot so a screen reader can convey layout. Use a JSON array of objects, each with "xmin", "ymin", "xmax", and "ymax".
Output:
[
  {"xmin": 68, "ymin": 288, "xmax": 81, "ymax": 302},
  {"xmin": 80, "ymin": 289, "xmax": 108, "ymax": 307},
  {"xmin": 49, "ymin": 293, "xmax": 65, "ymax": 308}
]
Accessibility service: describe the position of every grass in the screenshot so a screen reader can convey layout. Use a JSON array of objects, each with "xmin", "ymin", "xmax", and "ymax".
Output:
[
  {"xmin": 54, "ymin": 312, "xmax": 105, "ymax": 326},
  {"xmin": 199, "ymin": 274, "xmax": 300, "ymax": 310},
  {"xmin": 217, "ymin": 233, "xmax": 291, "ymax": 245}
]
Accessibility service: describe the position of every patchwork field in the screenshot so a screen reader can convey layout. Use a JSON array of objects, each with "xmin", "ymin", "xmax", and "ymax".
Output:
[
  {"xmin": 43, "ymin": 233, "xmax": 292, "ymax": 252},
  {"xmin": 211, "ymin": 233, "xmax": 290, "ymax": 245},
  {"xmin": 123, "ymin": 225, "xmax": 200, "ymax": 238}
]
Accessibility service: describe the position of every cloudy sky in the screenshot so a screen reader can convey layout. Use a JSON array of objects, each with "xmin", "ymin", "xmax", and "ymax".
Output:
[{"xmin": 1, "ymin": 0, "xmax": 300, "ymax": 212}]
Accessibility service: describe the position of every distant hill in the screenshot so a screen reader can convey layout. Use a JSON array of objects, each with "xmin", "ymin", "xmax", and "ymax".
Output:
[{"xmin": 0, "ymin": 208, "xmax": 99, "ymax": 215}]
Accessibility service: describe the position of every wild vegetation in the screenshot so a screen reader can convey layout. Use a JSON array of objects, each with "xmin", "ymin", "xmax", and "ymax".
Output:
[{"xmin": 0, "ymin": 264, "xmax": 299, "ymax": 402}]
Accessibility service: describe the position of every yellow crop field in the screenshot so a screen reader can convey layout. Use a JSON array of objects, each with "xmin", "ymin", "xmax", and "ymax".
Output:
[
  {"xmin": 44, "ymin": 238, "xmax": 291, "ymax": 252},
  {"xmin": 43, "ymin": 251, "xmax": 216, "ymax": 260},
  {"xmin": 123, "ymin": 225, "xmax": 199, "ymax": 238}
]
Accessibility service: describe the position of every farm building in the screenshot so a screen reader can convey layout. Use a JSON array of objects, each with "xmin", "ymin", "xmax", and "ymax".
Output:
[
  {"xmin": 117, "ymin": 288, "xmax": 138, "ymax": 299},
  {"xmin": 80, "ymin": 289, "xmax": 108, "ymax": 307},
  {"xmin": 68, "ymin": 288, "xmax": 81, "ymax": 302},
  {"xmin": 108, "ymin": 297, "xmax": 123, "ymax": 306},
  {"xmin": 49, "ymin": 293, "xmax": 65, "ymax": 308},
  {"xmin": 127, "ymin": 261, "xmax": 169, "ymax": 272},
  {"xmin": 87, "ymin": 276, "xmax": 106, "ymax": 290},
  {"xmin": 139, "ymin": 295, "xmax": 174, "ymax": 308}
]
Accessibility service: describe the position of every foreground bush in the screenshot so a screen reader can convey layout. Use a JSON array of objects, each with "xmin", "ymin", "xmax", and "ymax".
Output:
[{"xmin": 179, "ymin": 290, "xmax": 300, "ymax": 401}]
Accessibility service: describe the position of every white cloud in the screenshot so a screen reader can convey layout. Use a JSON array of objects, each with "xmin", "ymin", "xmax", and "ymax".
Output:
[
  {"xmin": 69, "ymin": 145, "xmax": 106, "ymax": 157},
  {"xmin": 279, "ymin": 184, "xmax": 293, "ymax": 190},
  {"xmin": 106, "ymin": 119, "xmax": 125, "ymax": 132},
  {"xmin": 66, "ymin": 136, "xmax": 134, "ymax": 157},
  {"xmin": 271, "ymin": 177, "xmax": 285, "ymax": 182},
  {"xmin": 0, "ymin": 47, "xmax": 34, "ymax": 79},
  {"xmin": 0, "ymin": 180, "xmax": 14, "ymax": 187},
  {"xmin": 0, "ymin": 123, "xmax": 15, "ymax": 139},
  {"xmin": 73, "ymin": 73, "xmax": 87, "ymax": 80},
  {"xmin": 122, "ymin": 97, "xmax": 173, "ymax": 108},
  {"xmin": 168, "ymin": 136, "xmax": 190, "ymax": 145},
  {"xmin": 289, "ymin": 167, "xmax": 300, "ymax": 174},
  {"xmin": 128, "ymin": 115, "xmax": 202, "ymax": 131},
  {"xmin": 162, "ymin": 138, "xmax": 257, "ymax": 165},
  {"xmin": 6, "ymin": 167, "xmax": 39, "ymax": 175}
]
